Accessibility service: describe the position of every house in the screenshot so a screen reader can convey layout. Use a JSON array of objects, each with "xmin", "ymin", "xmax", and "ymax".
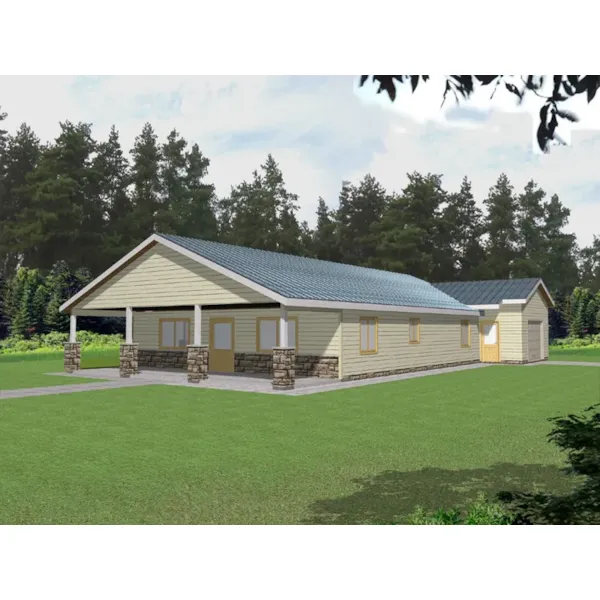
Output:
[
  {"xmin": 433, "ymin": 278, "xmax": 554, "ymax": 364},
  {"xmin": 59, "ymin": 233, "xmax": 481, "ymax": 389}
]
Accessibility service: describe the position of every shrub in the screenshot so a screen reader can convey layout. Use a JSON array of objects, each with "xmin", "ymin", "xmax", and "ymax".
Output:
[
  {"xmin": 498, "ymin": 403, "xmax": 600, "ymax": 525},
  {"xmin": 0, "ymin": 330, "xmax": 123, "ymax": 354},
  {"xmin": 407, "ymin": 492, "xmax": 513, "ymax": 525},
  {"xmin": 550, "ymin": 334, "xmax": 600, "ymax": 348}
]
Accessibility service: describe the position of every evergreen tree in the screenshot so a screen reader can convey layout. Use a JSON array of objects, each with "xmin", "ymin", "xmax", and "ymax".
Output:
[
  {"xmin": 512, "ymin": 180, "xmax": 546, "ymax": 278},
  {"xmin": 10, "ymin": 268, "xmax": 43, "ymax": 337},
  {"xmin": 0, "ymin": 271, "xmax": 7, "ymax": 339},
  {"xmin": 483, "ymin": 173, "xmax": 518, "ymax": 279},
  {"xmin": 94, "ymin": 126, "xmax": 133, "ymax": 270},
  {"xmin": 335, "ymin": 175, "xmax": 388, "ymax": 267},
  {"xmin": 23, "ymin": 122, "xmax": 97, "ymax": 272},
  {"xmin": 31, "ymin": 282, "xmax": 49, "ymax": 335},
  {"xmin": 130, "ymin": 122, "xmax": 162, "ymax": 241},
  {"xmin": 374, "ymin": 172, "xmax": 450, "ymax": 280},
  {"xmin": 578, "ymin": 235, "xmax": 600, "ymax": 293},
  {"xmin": 540, "ymin": 194, "xmax": 579, "ymax": 294},
  {"xmin": 548, "ymin": 290, "xmax": 569, "ymax": 341},
  {"xmin": 312, "ymin": 197, "xmax": 340, "ymax": 262},
  {"xmin": 569, "ymin": 287, "xmax": 594, "ymax": 338},
  {"xmin": 158, "ymin": 128, "xmax": 188, "ymax": 234},
  {"xmin": 441, "ymin": 176, "xmax": 487, "ymax": 280},
  {"xmin": 44, "ymin": 260, "xmax": 77, "ymax": 333},
  {"xmin": 0, "ymin": 123, "xmax": 42, "ymax": 279},
  {"xmin": 221, "ymin": 154, "xmax": 299, "ymax": 252},
  {"xmin": 178, "ymin": 143, "xmax": 218, "ymax": 240}
]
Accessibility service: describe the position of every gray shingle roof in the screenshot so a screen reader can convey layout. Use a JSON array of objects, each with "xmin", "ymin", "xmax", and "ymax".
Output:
[
  {"xmin": 157, "ymin": 233, "xmax": 475, "ymax": 312},
  {"xmin": 432, "ymin": 279, "xmax": 541, "ymax": 305}
]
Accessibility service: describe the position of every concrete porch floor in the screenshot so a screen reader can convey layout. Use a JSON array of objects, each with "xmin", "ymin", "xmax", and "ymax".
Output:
[
  {"xmin": 47, "ymin": 367, "xmax": 341, "ymax": 395},
  {"xmin": 45, "ymin": 362, "xmax": 493, "ymax": 396}
]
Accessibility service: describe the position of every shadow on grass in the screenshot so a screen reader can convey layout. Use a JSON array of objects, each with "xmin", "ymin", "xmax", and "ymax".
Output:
[{"xmin": 303, "ymin": 463, "xmax": 577, "ymax": 524}]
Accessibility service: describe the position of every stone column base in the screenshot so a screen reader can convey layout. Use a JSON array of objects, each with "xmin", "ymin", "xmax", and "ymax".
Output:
[
  {"xmin": 120, "ymin": 343, "xmax": 139, "ymax": 378},
  {"xmin": 64, "ymin": 342, "xmax": 81, "ymax": 373},
  {"xmin": 187, "ymin": 345, "xmax": 209, "ymax": 383},
  {"xmin": 272, "ymin": 347, "xmax": 295, "ymax": 390}
]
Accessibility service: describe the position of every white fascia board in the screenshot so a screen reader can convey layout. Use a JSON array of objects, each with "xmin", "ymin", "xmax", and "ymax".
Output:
[
  {"xmin": 469, "ymin": 304, "xmax": 500, "ymax": 310},
  {"xmin": 60, "ymin": 235, "xmax": 160, "ymax": 313},
  {"xmin": 500, "ymin": 299, "xmax": 527, "ymax": 305},
  {"xmin": 60, "ymin": 233, "xmax": 286, "ymax": 313},
  {"xmin": 284, "ymin": 297, "xmax": 480, "ymax": 317},
  {"xmin": 154, "ymin": 235, "xmax": 285, "ymax": 303},
  {"xmin": 523, "ymin": 279, "xmax": 555, "ymax": 307}
]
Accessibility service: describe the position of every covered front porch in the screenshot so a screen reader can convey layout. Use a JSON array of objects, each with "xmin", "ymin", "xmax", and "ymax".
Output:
[{"xmin": 63, "ymin": 303, "xmax": 334, "ymax": 391}]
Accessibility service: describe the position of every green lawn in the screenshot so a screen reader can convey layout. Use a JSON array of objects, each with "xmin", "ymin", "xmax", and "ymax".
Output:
[
  {"xmin": 0, "ymin": 348, "xmax": 119, "ymax": 390},
  {"xmin": 0, "ymin": 364, "xmax": 597, "ymax": 524},
  {"xmin": 549, "ymin": 346, "xmax": 600, "ymax": 362}
]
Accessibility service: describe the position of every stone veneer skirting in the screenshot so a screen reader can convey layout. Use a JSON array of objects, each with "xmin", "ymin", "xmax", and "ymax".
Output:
[
  {"xmin": 235, "ymin": 353, "xmax": 339, "ymax": 378},
  {"xmin": 138, "ymin": 349, "xmax": 187, "ymax": 369},
  {"xmin": 340, "ymin": 359, "xmax": 481, "ymax": 382},
  {"xmin": 120, "ymin": 343, "xmax": 139, "ymax": 377},
  {"xmin": 138, "ymin": 349, "xmax": 339, "ymax": 378},
  {"xmin": 501, "ymin": 357, "xmax": 549, "ymax": 365}
]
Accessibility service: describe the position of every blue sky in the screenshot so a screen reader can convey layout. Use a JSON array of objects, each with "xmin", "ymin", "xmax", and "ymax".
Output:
[{"xmin": 2, "ymin": 75, "xmax": 599, "ymax": 248}]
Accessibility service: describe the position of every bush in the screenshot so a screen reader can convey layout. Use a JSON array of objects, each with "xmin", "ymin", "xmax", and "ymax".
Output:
[
  {"xmin": 498, "ymin": 403, "xmax": 600, "ymax": 525},
  {"xmin": 0, "ymin": 330, "xmax": 123, "ymax": 354},
  {"xmin": 550, "ymin": 334, "xmax": 600, "ymax": 348},
  {"xmin": 407, "ymin": 493, "xmax": 513, "ymax": 525}
]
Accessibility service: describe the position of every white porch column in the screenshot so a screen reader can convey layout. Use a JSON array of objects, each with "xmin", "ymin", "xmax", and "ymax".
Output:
[
  {"xmin": 126, "ymin": 306, "xmax": 133, "ymax": 344},
  {"xmin": 194, "ymin": 304, "xmax": 202, "ymax": 345},
  {"xmin": 69, "ymin": 314, "xmax": 77, "ymax": 343},
  {"xmin": 280, "ymin": 306, "xmax": 289, "ymax": 347}
]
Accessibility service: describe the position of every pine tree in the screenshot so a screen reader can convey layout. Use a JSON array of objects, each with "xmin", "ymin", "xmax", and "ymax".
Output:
[
  {"xmin": 374, "ymin": 172, "xmax": 450, "ymax": 280},
  {"xmin": 0, "ymin": 123, "xmax": 42, "ymax": 279},
  {"xmin": 312, "ymin": 197, "xmax": 340, "ymax": 262},
  {"xmin": 483, "ymin": 173, "xmax": 518, "ymax": 279},
  {"xmin": 95, "ymin": 126, "xmax": 133, "ymax": 270},
  {"xmin": 44, "ymin": 261, "xmax": 75, "ymax": 333},
  {"xmin": 158, "ymin": 128, "xmax": 188, "ymax": 234},
  {"xmin": 578, "ymin": 235, "xmax": 600, "ymax": 293},
  {"xmin": 23, "ymin": 122, "xmax": 97, "ymax": 272},
  {"xmin": 512, "ymin": 180, "xmax": 546, "ymax": 278},
  {"xmin": 10, "ymin": 268, "xmax": 42, "ymax": 337},
  {"xmin": 442, "ymin": 176, "xmax": 486, "ymax": 280},
  {"xmin": 540, "ymin": 194, "xmax": 579, "ymax": 294},
  {"xmin": 130, "ymin": 122, "xmax": 162, "ymax": 241},
  {"xmin": 31, "ymin": 282, "xmax": 49, "ymax": 335},
  {"xmin": 335, "ymin": 175, "xmax": 388, "ymax": 267},
  {"xmin": 178, "ymin": 143, "xmax": 218, "ymax": 240}
]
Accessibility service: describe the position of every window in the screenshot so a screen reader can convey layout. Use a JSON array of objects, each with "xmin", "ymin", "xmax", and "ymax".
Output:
[
  {"xmin": 257, "ymin": 318, "xmax": 278, "ymax": 352},
  {"xmin": 409, "ymin": 318, "xmax": 420, "ymax": 344},
  {"xmin": 359, "ymin": 317, "xmax": 378, "ymax": 354},
  {"xmin": 256, "ymin": 317, "xmax": 299, "ymax": 352},
  {"xmin": 461, "ymin": 320, "xmax": 470, "ymax": 347},
  {"xmin": 159, "ymin": 318, "xmax": 190, "ymax": 349}
]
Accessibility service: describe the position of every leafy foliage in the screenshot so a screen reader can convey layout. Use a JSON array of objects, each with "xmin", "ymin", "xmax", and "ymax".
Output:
[
  {"xmin": 499, "ymin": 403, "xmax": 600, "ymax": 524},
  {"xmin": 407, "ymin": 492, "xmax": 513, "ymax": 525},
  {"xmin": 359, "ymin": 75, "xmax": 600, "ymax": 152}
]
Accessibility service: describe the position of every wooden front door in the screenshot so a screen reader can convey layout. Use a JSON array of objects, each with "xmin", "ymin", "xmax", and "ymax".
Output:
[
  {"xmin": 480, "ymin": 320, "xmax": 500, "ymax": 363},
  {"xmin": 209, "ymin": 317, "xmax": 235, "ymax": 373}
]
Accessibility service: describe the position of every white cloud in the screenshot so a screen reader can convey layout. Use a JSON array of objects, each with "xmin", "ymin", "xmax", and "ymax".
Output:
[{"xmin": 1, "ymin": 75, "xmax": 599, "ymax": 248}]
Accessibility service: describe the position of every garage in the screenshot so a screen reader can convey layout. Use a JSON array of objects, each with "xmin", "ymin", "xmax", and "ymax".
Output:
[{"xmin": 528, "ymin": 321, "xmax": 542, "ymax": 362}]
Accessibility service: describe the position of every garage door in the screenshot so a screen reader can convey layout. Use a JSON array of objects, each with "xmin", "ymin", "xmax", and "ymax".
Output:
[{"xmin": 528, "ymin": 321, "xmax": 542, "ymax": 362}]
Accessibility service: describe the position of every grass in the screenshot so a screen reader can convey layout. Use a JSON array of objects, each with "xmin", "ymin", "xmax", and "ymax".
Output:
[
  {"xmin": 0, "ymin": 348, "xmax": 119, "ymax": 390},
  {"xmin": 549, "ymin": 345, "xmax": 600, "ymax": 362},
  {"xmin": 0, "ymin": 364, "xmax": 597, "ymax": 524}
]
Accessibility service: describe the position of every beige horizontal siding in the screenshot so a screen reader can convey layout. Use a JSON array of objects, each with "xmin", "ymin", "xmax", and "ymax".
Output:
[
  {"xmin": 340, "ymin": 310, "xmax": 480, "ymax": 378},
  {"xmin": 133, "ymin": 308, "xmax": 340, "ymax": 356},
  {"xmin": 481, "ymin": 306, "xmax": 524, "ymax": 362},
  {"xmin": 522, "ymin": 289, "xmax": 550, "ymax": 359},
  {"xmin": 77, "ymin": 244, "xmax": 271, "ymax": 309}
]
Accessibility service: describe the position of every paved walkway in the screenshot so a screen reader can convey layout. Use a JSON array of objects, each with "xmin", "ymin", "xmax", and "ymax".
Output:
[
  {"xmin": 2, "ymin": 362, "xmax": 491, "ymax": 399},
  {"xmin": 527, "ymin": 360, "xmax": 600, "ymax": 367},
  {"xmin": 0, "ymin": 379, "xmax": 150, "ymax": 400}
]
